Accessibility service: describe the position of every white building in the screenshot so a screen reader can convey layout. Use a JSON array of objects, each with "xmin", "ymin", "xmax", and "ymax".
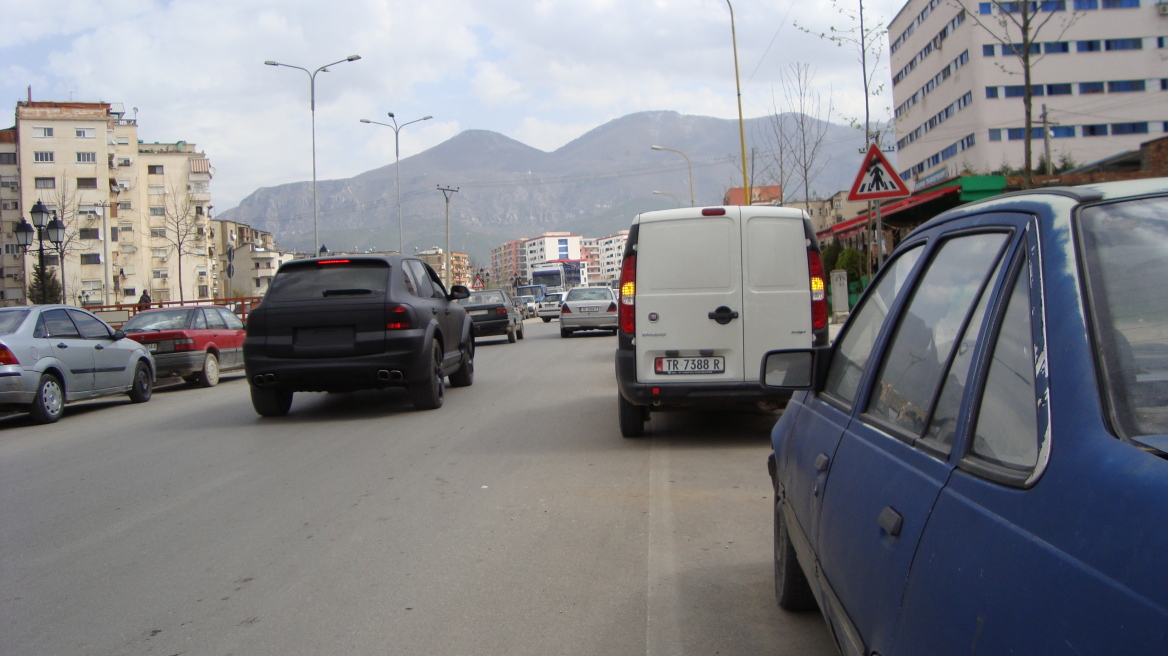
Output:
[
  {"xmin": 2, "ymin": 100, "xmax": 215, "ymax": 306},
  {"xmin": 595, "ymin": 230, "xmax": 629, "ymax": 286},
  {"xmin": 523, "ymin": 232, "xmax": 582, "ymax": 268},
  {"xmin": 889, "ymin": 0, "xmax": 1167, "ymax": 189}
]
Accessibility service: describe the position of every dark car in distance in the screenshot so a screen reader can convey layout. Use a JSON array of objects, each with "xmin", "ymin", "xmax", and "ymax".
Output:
[
  {"xmin": 762, "ymin": 178, "xmax": 1168, "ymax": 655},
  {"xmin": 456, "ymin": 289, "xmax": 524, "ymax": 343},
  {"xmin": 122, "ymin": 306, "xmax": 246, "ymax": 387},
  {"xmin": 243, "ymin": 255, "xmax": 474, "ymax": 416}
]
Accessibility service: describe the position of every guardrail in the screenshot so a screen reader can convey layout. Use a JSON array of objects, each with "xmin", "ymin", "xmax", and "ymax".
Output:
[{"xmin": 83, "ymin": 296, "xmax": 265, "ymax": 328}]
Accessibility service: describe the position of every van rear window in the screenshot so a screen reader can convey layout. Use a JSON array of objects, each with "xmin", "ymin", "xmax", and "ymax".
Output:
[{"xmin": 268, "ymin": 261, "xmax": 390, "ymax": 301}]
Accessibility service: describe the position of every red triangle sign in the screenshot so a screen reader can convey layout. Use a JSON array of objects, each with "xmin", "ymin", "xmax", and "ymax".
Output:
[{"xmin": 847, "ymin": 144, "xmax": 911, "ymax": 202}]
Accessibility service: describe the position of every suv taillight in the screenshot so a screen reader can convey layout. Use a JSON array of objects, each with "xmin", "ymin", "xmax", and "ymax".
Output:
[
  {"xmin": 619, "ymin": 253, "xmax": 636, "ymax": 334},
  {"xmin": 386, "ymin": 304, "xmax": 414, "ymax": 330},
  {"xmin": 808, "ymin": 249, "xmax": 828, "ymax": 332}
]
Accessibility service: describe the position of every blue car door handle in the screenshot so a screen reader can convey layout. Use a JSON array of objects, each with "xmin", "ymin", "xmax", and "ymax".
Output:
[{"xmin": 878, "ymin": 506, "xmax": 904, "ymax": 537}]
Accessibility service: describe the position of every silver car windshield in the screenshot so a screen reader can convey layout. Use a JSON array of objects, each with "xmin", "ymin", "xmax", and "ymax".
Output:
[{"xmin": 1079, "ymin": 195, "xmax": 1168, "ymax": 438}]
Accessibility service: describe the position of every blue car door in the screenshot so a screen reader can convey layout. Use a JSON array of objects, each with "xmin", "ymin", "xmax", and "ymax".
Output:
[{"xmin": 815, "ymin": 230, "xmax": 1012, "ymax": 655}]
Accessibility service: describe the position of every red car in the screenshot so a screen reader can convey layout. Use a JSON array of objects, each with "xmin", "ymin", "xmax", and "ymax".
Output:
[{"xmin": 122, "ymin": 306, "xmax": 246, "ymax": 387}]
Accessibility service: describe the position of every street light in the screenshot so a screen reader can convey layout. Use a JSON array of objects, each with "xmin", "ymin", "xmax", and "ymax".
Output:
[
  {"xmin": 650, "ymin": 145, "xmax": 695, "ymax": 206},
  {"xmin": 725, "ymin": 0, "xmax": 751, "ymax": 205},
  {"xmin": 265, "ymin": 54, "xmax": 362, "ymax": 254},
  {"xmin": 14, "ymin": 200, "xmax": 66, "ymax": 304},
  {"xmin": 437, "ymin": 185, "xmax": 459, "ymax": 287},
  {"xmin": 652, "ymin": 190, "xmax": 682, "ymax": 207},
  {"xmin": 360, "ymin": 112, "xmax": 433, "ymax": 253}
]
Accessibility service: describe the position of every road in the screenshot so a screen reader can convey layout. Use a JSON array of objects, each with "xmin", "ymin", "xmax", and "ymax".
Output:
[{"xmin": 0, "ymin": 318, "xmax": 836, "ymax": 656}]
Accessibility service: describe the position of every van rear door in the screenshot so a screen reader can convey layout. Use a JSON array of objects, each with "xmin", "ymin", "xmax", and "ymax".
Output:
[
  {"xmin": 740, "ymin": 211, "xmax": 814, "ymax": 382},
  {"xmin": 634, "ymin": 210, "xmax": 744, "ymax": 383}
]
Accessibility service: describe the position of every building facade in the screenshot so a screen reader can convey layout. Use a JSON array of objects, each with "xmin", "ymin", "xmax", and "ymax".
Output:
[
  {"xmin": 594, "ymin": 230, "xmax": 629, "ymax": 286},
  {"xmin": 416, "ymin": 247, "xmax": 469, "ymax": 287},
  {"xmin": 490, "ymin": 238, "xmax": 528, "ymax": 291},
  {"xmin": 210, "ymin": 219, "xmax": 294, "ymax": 298},
  {"xmin": 3, "ymin": 100, "xmax": 215, "ymax": 307},
  {"xmin": 523, "ymin": 232, "xmax": 582, "ymax": 268},
  {"xmin": 890, "ymin": 0, "xmax": 1167, "ymax": 189}
]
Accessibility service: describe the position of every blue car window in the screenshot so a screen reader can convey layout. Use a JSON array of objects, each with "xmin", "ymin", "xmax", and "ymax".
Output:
[
  {"xmin": 971, "ymin": 269, "xmax": 1038, "ymax": 471},
  {"xmin": 867, "ymin": 233, "xmax": 1008, "ymax": 439},
  {"xmin": 923, "ymin": 253, "xmax": 1006, "ymax": 453},
  {"xmin": 824, "ymin": 244, "xmax": 925, "ymax": 406}
]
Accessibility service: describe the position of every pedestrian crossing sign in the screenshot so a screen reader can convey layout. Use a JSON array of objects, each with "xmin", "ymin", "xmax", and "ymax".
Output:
[{"xmin": 847, "ymin": 144, "xmax": 911, "ymax": 202}]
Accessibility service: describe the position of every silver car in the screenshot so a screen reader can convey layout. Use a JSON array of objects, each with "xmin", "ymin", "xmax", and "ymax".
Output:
[
  {"xmin": 559, "ymin": 287, "xmax": 618, "ymax": 337},
  {"xmin": 0, "ymin": 305, "xmax": 155, "ymax": 423}
]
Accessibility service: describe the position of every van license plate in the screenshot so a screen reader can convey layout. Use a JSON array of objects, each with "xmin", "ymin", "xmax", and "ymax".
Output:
[{"xmin": 655, "ymin": 356, "xmax": 725, "ymax": 374}]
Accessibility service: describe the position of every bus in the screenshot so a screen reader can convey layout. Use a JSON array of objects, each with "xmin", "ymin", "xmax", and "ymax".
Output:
[
  {"xmin": 531, "ymin": 261, "xmax": 588, "ymax": 294},
  {"xmin": 516, "ymin": 283, "xmax": 548, "ymax": 301}
]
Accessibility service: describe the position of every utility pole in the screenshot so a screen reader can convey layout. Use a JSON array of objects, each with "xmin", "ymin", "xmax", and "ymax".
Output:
[{"xmin": 437, "ymin": 185, "xmax": 459, "ymax": 287}]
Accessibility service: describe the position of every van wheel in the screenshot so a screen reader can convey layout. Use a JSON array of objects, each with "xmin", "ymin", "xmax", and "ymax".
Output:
[
  {"xmin": 29, "ymin": 373, "xmax": 65, "ymax": 424},
  {"xmin": 450, "ymin": 340, "xmax": 474, "ymax": 388},
  {"xmin": 775, "ymin": 499, "xmax": 817, "ymax": 611},
  {"xmin": 409, "ymin": 339, "xmax": 445, "ymax": 410},
  {"xmin": 251, "ymin": 386, "xmax": 293, "ymax": 417},
  {"xmin": 542, "ymin": 317, "xmax": 551, "ymax": 323},
  {"xmin": 618, "ymin": 394, "xmax": 646, "ymax": 438}
]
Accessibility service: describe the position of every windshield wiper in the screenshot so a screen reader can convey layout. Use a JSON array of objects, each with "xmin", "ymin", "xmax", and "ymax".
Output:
[{"xmin": 322, "ymin": 288, "xmax": 372, "ymax": 297}]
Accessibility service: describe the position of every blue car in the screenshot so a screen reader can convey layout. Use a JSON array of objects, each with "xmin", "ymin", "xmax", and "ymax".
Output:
[{"xmin": 762, "ymin": 178, "xmax": 1168, "ymax": 655}]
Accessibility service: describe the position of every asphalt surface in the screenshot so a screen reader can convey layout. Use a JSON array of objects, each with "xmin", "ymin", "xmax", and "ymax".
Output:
[{"xmin": 0, "ymin": 318, "xmax": 837, "ymax": 655}]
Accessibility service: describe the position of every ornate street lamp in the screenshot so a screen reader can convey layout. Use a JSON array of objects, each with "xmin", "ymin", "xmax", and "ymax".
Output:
[{"xmin": 18, "ymin": 200, "xmax": 65, "ymax": 304}]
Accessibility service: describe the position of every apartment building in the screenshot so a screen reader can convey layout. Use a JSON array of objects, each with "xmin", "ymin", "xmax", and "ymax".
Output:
[
  {"xmin": 890, "ymin": 0, "xmax": 1167, "ymax": 189},
  {"xmin": 211, "ymin": 219, "xmax": 294, "ymax": 297},
  {"xmin": 523, "ymin": 232, "xmax": 582, "ymax": 267},
  {"xmin": 3, "ymin": 100, "xmax": 215, "ymax": 306},
  {"xmin": 416, "ymin": 247, "xmax": 470, "ymax": 287},
  {"xmin": 490, "ymin": 238, "xmax": 528, "ymax": 291},
  {"xmin": 0, "ymin": 129, "xmax": 19, "ymax": 304},
  {"xmin": 579, "ymin": 238, "xmax": 600, "ymax": 274},
  {"xmin": 594, "ymin": 230, "xmax": 629, "ymax": 286}
]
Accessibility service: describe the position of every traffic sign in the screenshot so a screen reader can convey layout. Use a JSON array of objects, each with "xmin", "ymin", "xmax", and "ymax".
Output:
[
  {"xmin": 472, "ymin": 274, "xmax": 485, "ymax": 290},
  {"xmin": 847, "ymin": 144, "xmax": 911, "ymax": 202}
]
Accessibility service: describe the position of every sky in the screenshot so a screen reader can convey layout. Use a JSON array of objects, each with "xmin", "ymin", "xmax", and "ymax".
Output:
[{"xmin": 0, "ymin": 0, "xmax": 905, "ymax": 210}]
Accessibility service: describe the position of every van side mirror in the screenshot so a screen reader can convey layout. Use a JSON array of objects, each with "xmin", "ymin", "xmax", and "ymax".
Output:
[
  {"xmin": 760, "ymin": 347, "xmax": 832, "ymax": 390},
  {"xmin": 448, "ymin": 285, "xmax": 471, "ymax": 300}
]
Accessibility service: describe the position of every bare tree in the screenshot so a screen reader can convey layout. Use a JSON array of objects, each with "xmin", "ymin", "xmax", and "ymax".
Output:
[
  {"xmin": 796, "ymin": 0, "xmax": 887, "ymax": 146},
  {"xmin": 952, "ymin": 0, "xmax": 1080, "ymax": 188},
  {"xmin": 726, "ymin": 147, "xmax": 772, "ymax": 203},
  {"xmin": 782, "ymin": 63, "xmax": 834, "ymax": 212},
  {"xmin": 40, "ymin": 177, "xmax": 92, "ymax": 305},
  {"xmin": 157, "ymin": 182, "xmax": 207, "ymax": 302},
  {"xmin": 764, "ymin": 102, "xmax": 795, "ymax": 205}
]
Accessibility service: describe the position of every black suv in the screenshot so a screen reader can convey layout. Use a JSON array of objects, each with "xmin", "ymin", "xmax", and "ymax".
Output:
[{"xmin": 243, "ymin": 255, "xmax": 474, "ymax": 416}]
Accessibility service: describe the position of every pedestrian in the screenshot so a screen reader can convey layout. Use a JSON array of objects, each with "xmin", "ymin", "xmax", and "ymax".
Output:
[{"xmin": 137, "ymin": 290, "xmax": 152, "ymax": 311}]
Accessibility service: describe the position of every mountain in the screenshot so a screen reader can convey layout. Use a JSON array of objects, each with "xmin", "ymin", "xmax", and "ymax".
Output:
[{"xmin": 217, "ymin": 111, "xmax": 872, "ymax": 263}]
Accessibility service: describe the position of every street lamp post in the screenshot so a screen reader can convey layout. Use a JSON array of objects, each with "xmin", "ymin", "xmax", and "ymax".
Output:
[
  {"xmin": 652, "ymin": 190, "xmax": 682, "ymax": 207},
  {"xmin": 725, "ymin": 0, "xmax": 751, "ymax": 205},
  {"xmin": 265, "ymin": 55, "xmax": 362, "ymax": 255},
  {"xmin": 650, "ymin": 145, "xmax": 695, "ymax": 206},
  {"xmin": 14, "ymin": 200, "xmax": 66, "ymax": 304},
  {"xmin": 437, "ymin": 185, "xmax": 459, "ymax": 288},
  {"xmin": 359, "ymin": 113, "xmax": 433, "ymax": 253}
]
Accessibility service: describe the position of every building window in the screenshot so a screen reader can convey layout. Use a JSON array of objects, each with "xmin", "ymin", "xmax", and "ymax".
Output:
[
  {"xmin": 1074, "ymin": 0, "xmax": 1098, "ymax": 6},
  {"xmin": 79, "ymin": 228, "xmax": 100, "ymax": 240},
  {"xmin": 983, "ymin": 44, "xmax": 995, "ymax": 56},
  {"xmin": 989, "ymin": 129, "xmax": 1003, "ymax": 141},
  {"xmin": 1077, "ymin": 40, "xmax": 1101, "ymax": 52},
  {"xmin": 986, "ymin": 86, "xmax": 999, "ymax": 98},
  {"xmin": 152, "ymin": 247, "xmax": 168, "ymax": 258},
  {"xmin": 124, "ymin": 288, "xmax": 136, "ymax": 297},
  {"xmin": 150, "ymin": 206, "xmax": 165, "ymax": 216},
  {"xmin": 34, "ymin": 151, "xmax": 54, "ymax": 163},
  {"xmin": 1160, "ymin": 37, "xmax": 1167, "ymax": 48},
  {"xmin": 1111, "ymin": 122, "xmax": 1149, "ymax": 134},
  {"xmin": 1105, "ymin": 38, "xmax": 1143, "ymax": 51},
  {"xmin": 35, "ymin": 177, "xmax": 55, "ymax": 189},
  {"xmin": 75, "ymin": 128, "xmax": 95, "ymax": 138},
  {"xmin": 117, "ymin": 158, "xmax": 131, "ymax": 167},
  {"xmin": 0, "ymin": 153, "xmax": 14, "ymax": 165},
  {"xmin": 1006, "ymin": 43, "xmax": 1042, "ymax": 55},
  {"xmin": 1108, "ymin": 80, "xmax": 1146, "ymax": 92},
  {"xmin": 151, "ymin": 228, "xmax": 166, "ymax": 238},
  {"xmin": 152, "ymin": 269, "xmax": 168, "ymax": 279},
  {"xmin": 1083, "ymin": 124, "xmax": 1109, "ymax": 136},
  {"xmin": 80, "ymin": 253, "xmax": 101, "ymax": 265},
  {"xmin": 1101, "ymin": 0, "xmax": 1138, "ymax": 6},
  {"xmin": 198, "ymin": 285, "xmax": 209, "ymax": 298},
  {"xmin": 1162, "ymin": 79, "xmax": 1168, "ymax": 90},
  {"xmin": 119, "ymin": 221, "xmax": 134, "ymax": 232},
  {"xmin": 1079, "ymin": 81, "xmax": 1105, "ymax": 94},
  {"xmin": 149, "ymin": 185, "xmax": 164, "ymax": 195},
  {"xmin": 1046, "ymin": 83, "xmax": 1072, "ymax": 95},
  {"xmin": 118, "ymin": 201, "xmax": 132, "ymax": 210},
  {"xmin": 116, "ymin": 136, "xmax": 130, "ymax": 145},
  {"xmin": 45, "ymin": 254, "xmax": 60, "ymax": 266},
  {"xmin": 148, "ymin": 165, "xmax": 164, "ymax": 175},
  {"xmin": 76, "ymin": 152, "xmax": 96, "ymax": 163},
  {"xmin": 1004, "ymin": 85, "xmax": 1038, "ymax": 97},
  {"xmin": 1044, "ymin": 41, "xmax": 1069, "ymax": 53},
  {"xmin": 77, "ymin": 177, "xmax": 98, "ymax": 189},
  {"xmin": 979, "ymin": 1, "xmax": 992, "ymax": 12},
  {"xmin": 1050, "ymin": 126, "xmax": 1076, "ymax": 138},
  {"xmin": 33, "ymin": 127, "xmax": 53, "ymax": 137}
]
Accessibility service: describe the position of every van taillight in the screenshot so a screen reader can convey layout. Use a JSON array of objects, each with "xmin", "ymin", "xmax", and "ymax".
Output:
[
  {"xmin": 619, "ymin": 253, "xmax": 637, "ymax": 334},
  {"xmin": 809, "ymin": 249, "xmax": 828, "ymax": 331},
  {"xmin": 0, "ymin": 344, "xmax": 19, "ymax": 366},
  {"xmin": 386, "ymin": 304, "xmax": 413, "ymax": 330}
]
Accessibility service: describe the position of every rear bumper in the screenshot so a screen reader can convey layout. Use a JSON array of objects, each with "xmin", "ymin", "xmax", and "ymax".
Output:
[
  {"xmin": 243, "ymin": 334, "xmax": 428, "ymax": 392},
  {"xmin": 152, "ymin": 351, "xmax": 204, "ymax": 378},
  {"xmin": 614, "ymin": 347, "xmax": 790, "ymax": 407},
  {"xmin": 0, "ymin": 367, "xmax": 36, "ymax": 407},
  {"xmin": 471, "ymin": 318, "xmax": 511, "ymax": 336},
  {"xmin": 562, "ymin": 313, "xmax": 618, "ymax": 330}
]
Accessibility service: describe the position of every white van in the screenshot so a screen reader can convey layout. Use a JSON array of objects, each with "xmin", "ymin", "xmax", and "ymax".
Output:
[{"xmin": 614, "ymin": 205, "xmax": 829, "ymax": 437}]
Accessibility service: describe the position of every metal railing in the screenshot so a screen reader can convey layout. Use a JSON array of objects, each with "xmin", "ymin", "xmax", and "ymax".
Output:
[{"xmin": 84, "ymin": 295, "xmax": 265, "ymax": 328}]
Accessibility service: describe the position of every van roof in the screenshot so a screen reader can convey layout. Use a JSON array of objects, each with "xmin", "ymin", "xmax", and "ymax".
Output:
[{"xmin": 632, "ymin": 205, "xmax": 809, "ymax": 225}]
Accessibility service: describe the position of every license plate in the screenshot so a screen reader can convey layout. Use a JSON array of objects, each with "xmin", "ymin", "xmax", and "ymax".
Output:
[
  {"xmin": 655, "ymin": 356, "xmax": 725, "ymax": 374},
  {"xmin": 469, "ymin": 310, "xmax": 488, "ymax": 316},
  {"xmin": 581, "ymin": 306, "xmax": 600, "ymax": 312},
  {"xmin": 146, "ymin": 343, "xmax": 157, "ymax": 352}
]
